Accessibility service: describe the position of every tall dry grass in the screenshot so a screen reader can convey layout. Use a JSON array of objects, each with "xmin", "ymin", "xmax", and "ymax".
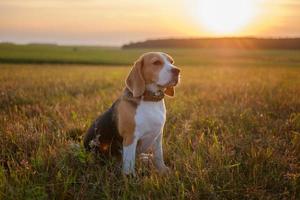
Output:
[{"xmin": 0, "ymin": 64, "xmax": 299, "ymax": 199}]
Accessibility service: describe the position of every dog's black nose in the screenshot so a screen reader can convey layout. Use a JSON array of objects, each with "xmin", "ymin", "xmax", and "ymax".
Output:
[{"xmin": 171, "ymin": 68, "xmax": 180, "ymax": 76}]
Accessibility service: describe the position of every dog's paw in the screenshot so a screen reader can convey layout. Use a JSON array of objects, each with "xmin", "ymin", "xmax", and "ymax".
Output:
[
  {"xmin": 122, "ymin": 168, "xmax": 136, "ymax": 177},
  {"xmin": 123, "ymin": 172, "xmax": 136, "ymax": 178},
  {"xmin": 157, "ymin": 165, "xmax": 171, "ymax": 175}
]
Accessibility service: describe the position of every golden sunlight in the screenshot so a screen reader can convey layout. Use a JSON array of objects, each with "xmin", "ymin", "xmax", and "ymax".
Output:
[{"xmin": 197, "ymin": 0, "xmax": 256, "ymax": 34}]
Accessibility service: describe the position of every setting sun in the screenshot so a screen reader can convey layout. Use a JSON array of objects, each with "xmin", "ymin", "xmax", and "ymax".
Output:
[{"xmin": 197, "ymin": 0, "xmax": 255, "ymax": 34}]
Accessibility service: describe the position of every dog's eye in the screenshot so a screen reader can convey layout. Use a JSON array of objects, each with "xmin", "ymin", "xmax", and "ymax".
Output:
[{"xmin": 153, "ymin": 60, "xmax": 162, "ymax": 65}]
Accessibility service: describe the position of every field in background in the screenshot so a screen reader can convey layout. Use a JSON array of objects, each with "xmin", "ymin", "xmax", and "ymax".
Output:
[
  {"xmin": 0, "ymin": 47, "xmax": 300, "ymax": 199},
  {"xmin": 1, "ymin": 43, "xmax": 300, "ymax": 67}
]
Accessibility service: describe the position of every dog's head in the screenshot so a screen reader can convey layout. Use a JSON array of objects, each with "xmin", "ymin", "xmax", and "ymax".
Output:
[{"xmin": 126, "ymin": 52, "xmax": 180, "ymax": 98}]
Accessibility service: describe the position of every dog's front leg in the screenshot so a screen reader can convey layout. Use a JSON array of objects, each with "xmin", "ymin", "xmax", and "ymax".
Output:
[
  {"xmin": 153, "ymin": 132, "xmax": 170, "ymax": 174},
  {"xmin": 122, "ymin": 138, "xmax": 137, "ymax": 175}
]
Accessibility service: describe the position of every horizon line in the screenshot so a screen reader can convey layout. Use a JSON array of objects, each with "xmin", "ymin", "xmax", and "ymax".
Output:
[{"xmin": 2, "ymin": 35, "xmax": 300, "ymax": 47}]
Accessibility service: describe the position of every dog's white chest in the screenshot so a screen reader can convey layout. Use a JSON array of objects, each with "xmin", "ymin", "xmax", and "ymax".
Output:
[{"xmin": 135, "ymin": 100, "xmax": 166, "ymax": 139}]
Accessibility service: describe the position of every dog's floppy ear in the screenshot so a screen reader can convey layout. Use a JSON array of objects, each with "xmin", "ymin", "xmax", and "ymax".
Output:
[
  {"xmin": 164, "ymin": 86, "xmax": 175, "ymax": 97},
  {"xmin": 126, "ymin": 57, "xmax": 145, "ymax": 97}
]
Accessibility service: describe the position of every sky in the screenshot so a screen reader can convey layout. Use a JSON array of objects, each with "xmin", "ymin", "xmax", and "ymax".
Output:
[{"xmin": 0, "ymin": 0, "xmax": 300, "ymax": 46}]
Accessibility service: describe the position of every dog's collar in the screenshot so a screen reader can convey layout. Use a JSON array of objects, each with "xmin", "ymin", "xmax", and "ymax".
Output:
[
  {"xmin": 124, "ymin": 88, "xmax": 165, "ymax": 102},
  {"xmin": 142, "ymin": 90, "xmax": 165, "ymax": 102}
]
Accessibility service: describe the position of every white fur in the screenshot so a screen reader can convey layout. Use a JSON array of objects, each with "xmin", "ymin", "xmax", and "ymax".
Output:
[
  {"xmin": 146, "ymin": 83, "xmax": 160, "ymax": 93},
  {"xmin": 122, "ymin": 138, "xmax": 137, "ymax": 175},
  {"xmin": 122, "ymin": 99, "xmax": 167, "ymax": 175},
  {"xmin": 157, "ymin": 53, "xmax": 174, "ymax": 86},
  {"xmin": 152, "ymin": 133, "xmax": 169, "ymax": 172}
]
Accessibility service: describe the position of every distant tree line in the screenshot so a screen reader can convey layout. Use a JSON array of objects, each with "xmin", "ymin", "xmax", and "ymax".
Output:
[{"xmin": 122, "ymin": 37, "xmax": 300, "ymax": 49}]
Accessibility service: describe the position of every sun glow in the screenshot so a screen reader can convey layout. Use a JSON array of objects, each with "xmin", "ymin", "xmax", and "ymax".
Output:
[{"xmin": 197, "ymin": 0, "xmax": 256, "ymax": 34}]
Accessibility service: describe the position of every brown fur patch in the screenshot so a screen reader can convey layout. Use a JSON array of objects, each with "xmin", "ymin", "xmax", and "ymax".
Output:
[
  {"xmin": 141, "ymin": 53, "xmax": 164, "ymax": 84},
  {"xmin": 99, "ymin": 143, "xmax": 110, "ymax": 152},
  {"xmin": 117, "ymin": 98, "xmax": 138, "ymax": 146}
]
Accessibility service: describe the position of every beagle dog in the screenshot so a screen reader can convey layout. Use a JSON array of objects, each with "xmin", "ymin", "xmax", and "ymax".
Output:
[{"xmin": 84, "ymin": 52, "xmax": 180, "ymax": 175}]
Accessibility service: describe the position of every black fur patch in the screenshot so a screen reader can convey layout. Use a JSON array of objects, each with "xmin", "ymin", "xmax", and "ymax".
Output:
[{"xmin": 84, "ymin": 100, "xmax": 123, "ymax": 158}]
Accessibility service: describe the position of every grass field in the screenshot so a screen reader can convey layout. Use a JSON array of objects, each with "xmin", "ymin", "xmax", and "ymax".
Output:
[
  {"xmin": 1, "ymin": 43, "xmax": 300, "ymax": 67},
  {"xmin": 0, "ymin": 47, "xmax": 300, "ymax": 199}
]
